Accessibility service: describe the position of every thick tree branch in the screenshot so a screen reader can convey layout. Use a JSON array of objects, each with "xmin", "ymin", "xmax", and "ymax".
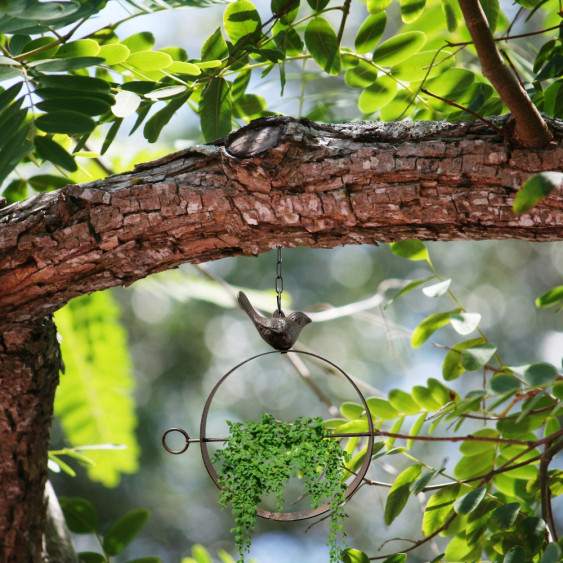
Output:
[
  {"xmin": 457, "ymin": 0, "xmax": 553, "ymax": 147},
  {"xmin": 0, "ymin": 117, "xmax": 562, "ymax": 324},
  {"xmin": 0, "ymin": 317, "xmax": 62, "ymax": 563}
]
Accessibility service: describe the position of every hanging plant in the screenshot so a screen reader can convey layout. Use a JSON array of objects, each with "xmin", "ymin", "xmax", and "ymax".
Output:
[{"xmin": 212, "ymin": 413, "xmax": 352, "ymax": 563}]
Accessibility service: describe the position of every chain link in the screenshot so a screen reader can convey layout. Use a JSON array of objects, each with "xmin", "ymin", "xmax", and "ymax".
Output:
[{"xmin": 275, "ymin": 245, "xmax": 283, "ymax": 313}]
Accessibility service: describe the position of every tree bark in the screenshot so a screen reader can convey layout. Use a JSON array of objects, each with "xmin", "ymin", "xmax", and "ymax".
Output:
[
  {"xmin": 1, "ymin": 117, "xmax": 562, "ymax": 324},
  {"xmin": 0, "ymin": 316, "xmax": 62, "ymax": 563}
]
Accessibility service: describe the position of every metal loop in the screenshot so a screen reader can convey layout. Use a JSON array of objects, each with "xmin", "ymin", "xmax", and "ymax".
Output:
[{"xmin": 162, "ymin": 427, "xmax": 190, "ymax": 454}]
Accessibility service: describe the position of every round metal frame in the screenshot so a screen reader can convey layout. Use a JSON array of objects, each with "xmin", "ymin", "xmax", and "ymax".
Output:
[{"xmin": 199, "ymin": 350, "xmax": 374, "ymax": 521}]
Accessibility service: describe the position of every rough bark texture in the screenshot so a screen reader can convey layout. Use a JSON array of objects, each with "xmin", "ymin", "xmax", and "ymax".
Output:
[
  {"xmin": 1, "ymin": 117, "xmax": 562, "ymax": 324},
  {"xmin": 0, "ymin": 317, "xmax": 62, "ymax": 563}
]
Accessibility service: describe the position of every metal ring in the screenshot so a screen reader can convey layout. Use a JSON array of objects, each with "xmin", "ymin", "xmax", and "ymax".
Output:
[
  {"xmin": 199, "ymin": 350, "xmax": 374, "ymax": 521},
  {"xmin": 162, "ymin": 427, "xmax": 190, "ymax": 454}
]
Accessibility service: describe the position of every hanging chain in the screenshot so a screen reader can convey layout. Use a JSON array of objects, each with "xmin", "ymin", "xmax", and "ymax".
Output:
[{"xmin": 275, "ymin": 245, "xmax": 283, "ymax": 314}]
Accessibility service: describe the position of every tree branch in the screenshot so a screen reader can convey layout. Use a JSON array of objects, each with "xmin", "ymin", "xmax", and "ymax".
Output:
[
  {"xmin": 0, "ymin": 117, "xmax": 562, "ymax": 324},
  {"xmin": 457, "ymin": 0, "xmax": 553, "ymax": 147}
]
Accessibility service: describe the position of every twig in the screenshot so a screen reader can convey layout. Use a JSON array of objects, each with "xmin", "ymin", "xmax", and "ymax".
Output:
[
  {"xmin": 500, "ymin": 49, "xmax": 525, "ymax": 90},
  {"xmin": 457, "ymin": 0, "xmax": 552, "ymax": 147},
  {"xmin": 421, "ymin": 89, "xmax": 505, "ymax": 137},
  {"xmin": 446, "ymin": 24, "xmax": 562, "ymax": 48},
  {"xmin": 337, "ymin": 0, "xmax": 353, "ymax": 45},
  {"xmin": 539, "ymin": 436, "xmax": 563, "ymax": 542}
]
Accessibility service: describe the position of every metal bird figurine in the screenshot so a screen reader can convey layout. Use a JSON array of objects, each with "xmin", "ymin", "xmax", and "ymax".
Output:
[{"xmin": 237, "ymin": 291, "xmax": 312, "ymax": 350}]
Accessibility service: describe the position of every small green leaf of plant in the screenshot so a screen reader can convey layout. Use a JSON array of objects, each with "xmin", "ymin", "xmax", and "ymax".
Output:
[
  {"xmin": 305, "ymin": 17, "xmax": 341, "ymax": 75},
  {"xmin": 513, "ymin": 172, "xmax": 562, "ymax": 214},
  {"xmin": 59, "ymin": 497, "xmax": 98, "ymax": 534},
  {"xmin": 490, "ymin": 502, "xmax": 520, "ymax": 530},
  {"xmin": 372, "ymin": 32, "xmax": 426, "ymax": 66},
  {"xmin": 450, "ymin": 312, "xmax": 481, "ymax": 335},
  {"xmin": 384, "ymin": 464, "xmax": 421, "ymax": 525},
  {"xmin": 200, "ymin": 78, "xmax": 232, "ymax": 142},
  {"xmin": 358, "ymin": 75, "xmax": 397, "ymax": 113},
  {"xmin": 382, "ymin": 555, "xmax": 407, "ymax": 563},
  {"xmin": 36, "ymin": 110, "xmax": 95, "ymax": 135},
  {"xmin": 422, "ymin": 484, "xmax": 460, "ymax": 536},
  {"xmin": 540, "ymin": 543, "xmax": 563, "ymax": 563},
  {"xmin": 441, "ymin": 0, "xmax": 458, "ymax": 31},
  {"xmin": 536, "ymin": 285, "xmax": 563, "ymax": 309},
  {"xmin": 224, "ymin": 0, "xmax": 262, "ymax": 45},
  {"xmin": 126, "ymin": 50, "xmax": 173, "ymax": 71},
  {"xmin": 453, "ymin": 486, "xmax": 486, "ymax": 515},
  {"xmin": 342, "ymin": 549, "xmax": 370, "ymax": 563},
  {"xmin": 34, "ymin": 136, "xmax": 77, "ymax": 172},
  {"xmin": 390, "ymin": 240, "xmax": 428, "ymax": 260},
  {"xmin": 400, "ymin": 0, "xmax": 426, "ymax": 23},
  {"xmin": 488, "ymin": 373, "xmax": 520, "ymax": 394},
  {"xmin": 411, "ymin": 310, "xmax": 457, "ymax": 348},
  {"xmin": 77, "ymin": 553, "xmax": 105, "ymax": 563},
  {"xmin": 366, "ymin": 397, "xmax": 398, "ymax": 420},
  {"xmin": 422, "ymin": 279, "xmax": 451, "ymax": 298},
  {"xmin": 103, "ymin": 508, "xmax": 150, "ymax": 556},
  {"xmin": 355, "ymin": 13, "xmax": 387, "ymax": 54},
  {"xmin": 367, "ymin": 0, "xmax": 392, "ymax": 12},
  {"xmin": 523, "ymin": 362, "xmax": 557, "ymax": 387},
  {"xmin": 479, "ymin": 0, "xmax": 499, "ymax": 33},
  {"xmin": 460, "ymin": 343, "xmax": 497, "ymax": 371}
]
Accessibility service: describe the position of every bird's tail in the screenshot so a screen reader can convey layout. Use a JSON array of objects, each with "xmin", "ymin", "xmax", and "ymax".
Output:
[{"xmin": 237, "ymin": 291, "xmax": 257, "ymax": 319}]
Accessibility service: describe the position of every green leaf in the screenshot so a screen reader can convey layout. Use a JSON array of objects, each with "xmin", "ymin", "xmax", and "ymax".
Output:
[
  {"xmin": 144, "ymin": 92, "xmax": 189, "ymax": 143},
  {"xmin": 441, "ymin": 0, "xmax": 458, "ymax": 31},
  {"xmin": 367, "ymin": 0, "xmax": 392, "ymax": 12},
  {"xmin": 523, "ymin": 362, "xmax": 558, "ymax": 387},
  {"xmin": 540, "ymin": 543, "xmax": 563, "ymax": 563},
  {"xmin": 355, "ymin": 13, "xmax": 387, "ymax": 55},
  {"xmin": 307, "ymin": 0, "xmax": 330, "ymax": 10},
  {"xmin": 442, "ymin": 337, "xmax": 486, "ymax": 381},
  {"xmin": 36, "ymin": 110, "xmax": 95, "ymax": 135},
  {"xmin": 382, "ymin": 555, "xmax": 407, "ymax": 563},
  {"xmin": 304, "ymin": 17, "xmax": 341, "ymax": 76},
  {"xmin": 345, "ymin": 60, "xmax": 378, "ymax": 88},
  {"xmin": 201, "ymin": 28, "xmax": 229, "ymax": 61},
  {"xmin": 2, "ymin": 178, "xmax": 27, "ymax": 204},
  {"xmin": 513, "ymin": 172, "xmax": 562, "ymax": 213},
  {"xmin": 411, "ymin": 467, "xmax": 443, "ymax": 494},
  {"xmin": 358, "ymin": 75, "xmax": 397, "ymax": 113},
  {"xmin": 167, "ymin": 61, "xmax": 201, "ymax": 75},
  {"xmin": 536, "ymin": 285, "xmax": 563, "ymax": 309},
  {"xmin": 411, "ymin": 310, "xmax": 457, "ymax": 348},
  {"xmin": 59, "ymin": 497, "xmax": 98, "ymax": 534},
  {"xmin": 340, "ymin": 401, "xmax": 365, "ymax": 420},
  {"xmin": 372, "ymin": 31, "xmax": 426, "ymax": 67},
  {"xmin": 460, "ymin": 343, "xmax": 497, "ymax": 371},
  {"xmin": 400, "ymin": 0, "xmax": 426, "ymax": 23},
  {"xmin": 126, "ymin": 50, "xmax": 173, "ymax": 71},
  {"xmin": 342, "ymin": 549, "xmax": 370, "ymax": 563},
  {"xmin": 54, "ymin": 292, "xmax": 139, "ymax": 486},
  {"xmin": 427, "ymin": 378, "xmax": 454, "ymax": 406},
  {"xmin": 200, "ymin": 78, "xmax": 232, "ymax": 142},
  {"xmin": 459, "ymin": 428, "xmax": 499, "ymax": 455},
  {"xmin": 272, "ymin": 0, "xmax": 299, "ymax": 24},
  {"xmin": 37, "ymin": 74, "xmax": 110, "ymax": 92},
  {"xmin": 490, "ymin": 502, "xmax": 520, "ymax": 530},
  {"xmin": 57, "ymin": 39, "xmax": 100, "ymax": 58},
  {"xmin": 98, "ymin": 43, "xmax": 131, "ymax": 66},
  {"xmin": 37, "ymin": 96, "xmax": 111, "ymax": 116},
  {"xmin": 388, "ymin": 389, "xmax": 421, "ymax": 415},
  {"xmin": 453, "ymin": 486, "xmax": 486, "ymax": 515},
  {"xmin": 412, "ymin": 385, "xmax": 442, "ymax": 410},
  {"xmin": 543, "ymin": 80, "xmax": 563, "ymax": 118},
  {"xmin": 32, "ymin": 56, "xmax": 104, "ymax": 72},
  {"xmin": 390, "ymin": 240, "xmax": 428, "ymax": 260},
  {"xmin": 488, "ymin": 373, "xmax": 521, "ymax": 394},
  {"xmin": 479, "ymin": 0, "xmax": 499, "ymax": 33},
  {"xmin": 112, "ymin": 91, "xmax": 142, "ymax": 118},
  {"xmin": 454, "ymin": 450, "xmax": 495, "ymax": 480},
  {"xmin": 391, "ymin": 49, "xmax": 454, "ymax": 82},
  {"xmin": 422, "ymin": 484, "xmax": 460, "ymax": 536},
  {"xmin": 367, "ymin": 397, "xmax": 398, "ymax": 420},
  {"xmin": 103, "ymin": 509, "xmax": 150, "ymax": 556},
  {"xmin": 386, "ymin": 276, "xmax": 435, "ymax": 306},
  {"xmin": 518, "ymin": 516, "xmax": 546, "ymax": 555},
  {"xmin": 422, "ymin": 279, "xmax": 451, "ymax": 298},
  {"xmin": 122, "ymin": 32, "xmax": 155, "ymax": 54},
  {"xmin": 77, "ymin": 552, "xmax": 105, "ymax": 563},
  {"xmin": 450, "ymin": 312, "xmax": 481, "ymax": 335},
  {"xmin": 224, "ymin": 0, "xmax": 262, "ymax": 45},
  {"xmin": 407, "ymin": 412, "xmax": 426, "ymax": 449},
  {"xmin": 384, "ymin": 464, "xmax": 421, "ymax": 525},
  {"xmin": 34, "ymin": 135, "xmax": 77, "ymax": 172}
]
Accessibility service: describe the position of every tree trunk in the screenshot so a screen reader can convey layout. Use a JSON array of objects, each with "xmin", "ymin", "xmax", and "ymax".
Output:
[
  {"xmin": 0, "ymin": 116, "xmax": 561, "ymax": 561},
  {"xmin": 0, "ymin": 317, "xmax": 62, "ymax": 563},
  {"xmin": 1, "ymin": 117, "xmax": 562, "ymax": 324}
]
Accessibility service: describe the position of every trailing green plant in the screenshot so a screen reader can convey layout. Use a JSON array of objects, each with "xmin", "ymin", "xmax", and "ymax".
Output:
[{"xmin": 212, "ymin": 413, "xmax": 351, "ymax": 563}]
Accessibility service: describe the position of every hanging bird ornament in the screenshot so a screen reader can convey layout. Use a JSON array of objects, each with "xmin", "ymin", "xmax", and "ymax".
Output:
[
  {"xmin": 237, "ymin": 246, "xmax": 311, "ymax": 351},
  {"xmin": 237, "ymin": 291, "xmax": 311, "ymax": 351}
]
